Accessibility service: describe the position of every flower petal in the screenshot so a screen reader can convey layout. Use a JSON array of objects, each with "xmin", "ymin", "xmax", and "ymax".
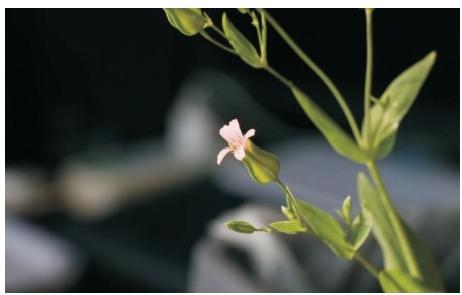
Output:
[
  {"xmin": 219, "ymin": 119, "xmax": 244, "ymax": 143},
  {"xmin": 233, "ymin": 145, "xmax": 245, "ymax": 161},
  {"xmin": 217, "ymin": 147, "xmax": 231, "ymax": 165},
  {"xmin": 244, "ymin": 128, "xmax": 255, "ymax": 138}
]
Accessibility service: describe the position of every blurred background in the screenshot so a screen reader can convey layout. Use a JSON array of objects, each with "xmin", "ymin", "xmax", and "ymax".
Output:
[{"xmin": 5, "ymin": 8, "xmax": 460, "ymax": 292}]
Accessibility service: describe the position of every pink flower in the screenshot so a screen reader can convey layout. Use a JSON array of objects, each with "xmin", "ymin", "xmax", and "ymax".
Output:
[{"xmin": 217, "ymin": 119, "xmax": 255, "ymax": 165}]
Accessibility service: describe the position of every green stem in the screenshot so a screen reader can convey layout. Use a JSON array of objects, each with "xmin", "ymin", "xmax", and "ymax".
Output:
[
  {"xmin": 264, "ymin": 65, "xmax": 293, "ymax": 89},
  {"xmin": 259, "ymin": 8, "xmax": 362, "ymax": 144},
  {"xmin": 363, "ymin": 8, "xmax": 374, "ymax": 148},
  {"xmin": 275, "ymin": 179, "xmax": 302, "ymax": 223},
  {"xmin": 354, "ymin": 252, "xmax": 380, "ymax": 279},
  {"xmin": 200, "ymin": 31, "xmax": 236, "ymax": 55},
  {"xmin": 367, "ymin": 160, "xmax": 421, "ymax": 278}
]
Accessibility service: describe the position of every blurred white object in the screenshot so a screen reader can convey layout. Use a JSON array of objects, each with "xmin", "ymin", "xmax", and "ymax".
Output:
[
  {"xmin": 6, "ymin": 215, "xmax": 85, "ymax": 292},
  {"xmin": 188, "ymin": 204, "xmax": 314, "ymax": 292}
]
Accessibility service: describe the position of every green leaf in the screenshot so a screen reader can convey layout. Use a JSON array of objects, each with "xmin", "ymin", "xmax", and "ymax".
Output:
[
  {"xmin": 402, "ymin": 222, "xmax": 444, "ymax": 291},
  {"xmin": 367, "ymin": 103, "xmax": 398, "ymax": 159},
  {"xmin": 348, "ymin": 209, "xmax": 373, "ymax": 250},
  {"xmin": 270, "ymin": 220, "xmax": 306, "ymax": 234},
  {"xmin": 163, "ymin": 9, "xmax": 206, "ymax": 36},
  {"xmin": 379, "ymin": 270, "xmax": 436, "ymax": 292},
  {"xmin": 242, "ymin": 140, "xmax": 280, "ymax": 184},
  {"xmin": 281, "ymin": 206, "xmax": 296, "ymax": 221},
  {"xmin": 222, "ymin": 13, "xmax": 263, "ymax": 68},
  {"xmin": 358, "ymin": 173, "xmax": 444, "ymax": 291},
  {"xmin": 291, "ymin": 87, "xmax": 368, "ymax": 164},
  {"xmin": 295, "ymin": 198, "xmax": 354, "ymax": 259},
  {"xmin": 357, "ymin": 172, "xmax": 408, "ymax": 271},
  {"xmin": 369, "ymin": 51, "xmax": 436, "ymax": 158},
  {"xmin": 341, "ymin": 195, "xmax": 352, "ymax": 223}
]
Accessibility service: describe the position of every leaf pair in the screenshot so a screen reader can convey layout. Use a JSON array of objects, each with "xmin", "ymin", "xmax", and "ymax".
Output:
[
  {"xmin": 367, "ymin": 51, "xmax": 436, "ymax": 159},
  {"xmin": 294, "ymin": 198, "xmax": 372, "ymax": 259}
]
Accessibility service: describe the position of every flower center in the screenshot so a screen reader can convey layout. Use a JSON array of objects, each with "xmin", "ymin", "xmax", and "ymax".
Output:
[{"xmin": 228, "ymin": 141, "xmax": 239, "ymax": 151}]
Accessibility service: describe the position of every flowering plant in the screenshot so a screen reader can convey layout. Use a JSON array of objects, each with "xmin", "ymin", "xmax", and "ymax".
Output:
[{"xmin": 163, "ymin": 8, "xmax": 443, "ymax": 292}]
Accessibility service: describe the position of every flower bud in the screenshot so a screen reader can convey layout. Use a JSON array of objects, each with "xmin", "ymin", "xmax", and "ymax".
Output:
[
  {"xmin": 242, "ymin": 140, "xmax": 280, "ymax": 184},
  {"xmin": 226, "ymin": 221, "xmax": 258, "ymax": 234},
  {"xmin": 163, "ymin": 8, "xmax": 206, "ymax": 36}
]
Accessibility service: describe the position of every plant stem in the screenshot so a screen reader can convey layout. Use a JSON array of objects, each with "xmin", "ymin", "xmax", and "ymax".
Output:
[
  {"xmin": 354, "ymin": 252, "xmax": 380, "ymax": 279},
  {"xmin": 264, "ymin": 65, "xmax": 293, "ymax": 89},
  {"xmin": 363, "ymin": 8, "xmax": 374, "ymax": 148},
  {"xmin": 200, "ymin": 31, "xmax": 236, "ymax": 55},
  {"xmin": 366, "ymin": 160, "xmax": 421, "ymax": 278},
  {"xmin": 275, "ymin": 179, "xmax": 302, "ymax": 223},
  {"xmin": 259, "ymin": 8, "xmax": 362, "ymax": 144}
]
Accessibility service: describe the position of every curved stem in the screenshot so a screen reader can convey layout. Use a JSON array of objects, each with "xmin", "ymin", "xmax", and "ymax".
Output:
[
  {"xmin": 259, "ymin": 8, "xmax": 362, "ymax": 144},
  {"xmin": 354, "ymin": 252, "xmax": 380, "ymax": 279},
  {"xmin": 200, "ymin": 31, "xmax": 236, "ymax": 55},
  {"xmin": 367, "ymin": 160, "xmax": 421, "ymax": 278},
  {"xmin": 363, "ymin": 8, "xmax": 374, "ymax": 147}
]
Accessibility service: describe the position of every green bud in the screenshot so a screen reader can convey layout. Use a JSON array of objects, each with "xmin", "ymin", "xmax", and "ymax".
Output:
[
  {"xmin": 242, "ymin": 140, "xmax": 280, "ymax": 184},
  {"xmin": 163, "ymin": 8, "xmax": 206, "ymax": 36},
  {"xmin": 226, "ymin": 220, "xmax": 258, "ymax": 234}
]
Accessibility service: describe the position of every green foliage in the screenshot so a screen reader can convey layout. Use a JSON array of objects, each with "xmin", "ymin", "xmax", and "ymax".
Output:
[
  {"xmin": 163, "ymin": 9, "xmax": 206, "ymax": 36},
  {"xmin": 357, "ymin": 172, "xmax": 444, "ymax": 291},
  {"xmin": 379, "ymin": 270, "xmax": 436, "ymax": 292},
  {"xmin": 358, "ymin": 172, "xmax": 408, "ymax": 271},
  {"xmin": 295, "ymin": 198, "xmax": 355, "ymax": 259},
  {"xmin": 242, "ymin": 140, "xmax": 280, "ymax": 184},
  {"xmin": 368, "ymin": 51, "xmax": 437, "ymax": 159},
  {"xmin": 402, "ymin": 222, "xmax": 444, "ymax": 291},
  {"xmin": 270, "ymin": 220, "xmax": 306, "ymax": 234},
  {"xmin": 281, "ymin": 205, "xmax": 296, "ymax": 221},
  {"xmin": 347, "ymin": 209, "xmax": 373, "ymax": 250},
  {"xmin": 222, "ymin": 13, "xmax": 264, "ymax": 68},
  {"xmin": 291, "ymin": 87, "xmax": 368, "ymax": 164},
  {"xmin": 340, "ymin": 195, "xmax": 352, "ymax": 224}
]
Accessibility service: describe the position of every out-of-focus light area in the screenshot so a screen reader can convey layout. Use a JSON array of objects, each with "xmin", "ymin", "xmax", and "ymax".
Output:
[{"xmin": 5, "ymin": 8, "xmax": 459, "ymax": 292}]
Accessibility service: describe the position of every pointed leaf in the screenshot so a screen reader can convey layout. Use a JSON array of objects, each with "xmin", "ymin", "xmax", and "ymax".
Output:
[
  {"xmin": 369, "ymin": 51, "xmax": 436, "ymax": 159},
  {"xmin": 222, "ymin": 13, "xmax": 263, "ymax": 68},
  {"xmin": 291, "ymin": 87, "xmax": 368, "ymax": 164},
  {"xmin": 348, "ymin": 209, "xmax": 373, "ymax": 250},
  {"xmin": 270, "ymin": 220, "xmax": 306, "ymax": 234},
  {"xmin": 379, "ymin": 270, "xmax": 437, "ymax": 292},
  {"xmin": 295, "ymin": 198, "xmax": 354, "ymax": 259},
  {"xmin": 379, "ymin": 51, "xmax": 436, "ymax": 130},
  {"xmin": 341, "ymin": 195, "xmax": 352, "ymax": 222}
]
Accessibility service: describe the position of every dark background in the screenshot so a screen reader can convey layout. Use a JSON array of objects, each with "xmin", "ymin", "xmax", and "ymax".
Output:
[{"xmin": 5, "ymin": 8, "xmax": 460, "ymax": 292}]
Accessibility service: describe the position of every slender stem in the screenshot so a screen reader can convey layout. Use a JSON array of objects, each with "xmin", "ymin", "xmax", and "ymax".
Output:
[
  {"xmin": 354, "ymin": 252, "xmax": 380, "ymax": 279},
  {"xmin": 275, "ymin": 179, "xmax": 303, "ymax": 223},
  {"xmin": 200, "ymin": 31, "xmax": 236, "ymax": 55},
  {"xmin": 259, "ymin": 8, "xmax": 362, "ymax": 144},
  {"xmin": 264, "ymin": 65, "xmax": 293, "ymax": 89},
  {"xmin": 363, "ymin": 8, "xmax": 374, "ymax": 148},
  {"xmin": 367, "ymin": 160, "xmax": 421, "ymax": 278},
  {"xmin": 210, "ymin": 24, "xmax": 228, "ymax": 40}
]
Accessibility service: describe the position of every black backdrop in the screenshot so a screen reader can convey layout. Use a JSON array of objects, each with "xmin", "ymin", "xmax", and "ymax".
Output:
[{"xmin": 6, "ymin": 8, "xmax": 460, "ymax": 170}]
